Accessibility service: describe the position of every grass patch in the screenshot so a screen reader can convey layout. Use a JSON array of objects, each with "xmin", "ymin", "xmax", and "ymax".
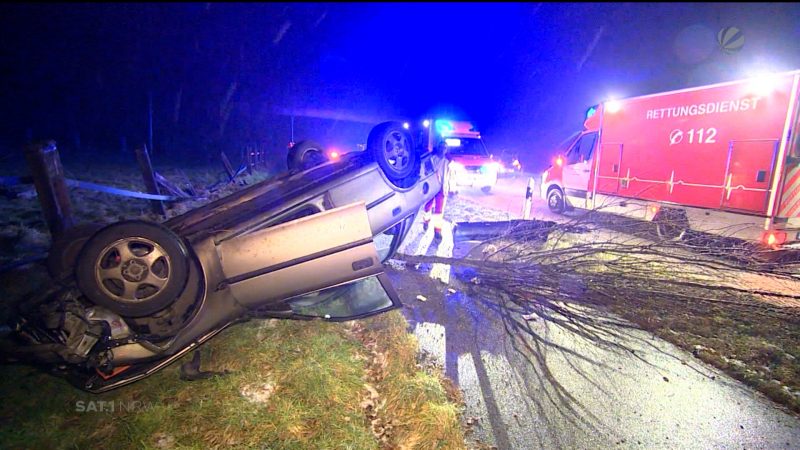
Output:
[
  {"xmin": 356, "ymin": 312, "xmax": 466, "ymax": 450},
  {"xmin": 0, "ymin": 313, "xmax": 465, "ymax": 449},
  {"xmin": 0, "ymin": 320, "xmax": 369, "ymax": 449}
]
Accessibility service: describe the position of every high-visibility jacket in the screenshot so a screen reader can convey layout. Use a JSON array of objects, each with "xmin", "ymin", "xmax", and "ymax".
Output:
[{"xmin": 422, "ymin": 160, "xmax": 452, "ymax": 231}]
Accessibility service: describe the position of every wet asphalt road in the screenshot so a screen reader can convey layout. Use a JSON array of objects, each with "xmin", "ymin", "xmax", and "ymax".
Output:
[
  {"xmin": 457, "ymin": 173, "xmax": 563, "ymax": 223},
  {"xmin": 387, "ymin": 176, "xmax": 800, "ymax": 449}
]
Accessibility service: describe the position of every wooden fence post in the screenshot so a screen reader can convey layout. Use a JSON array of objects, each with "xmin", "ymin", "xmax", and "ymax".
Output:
[
  {"xmin": 220, "ymin": 151, "xmax": 235, "ymax": 181},
  {"xmin": 134, "ymin": 145, "xmax": 166, "ymax": 217},
  {"xmin": 23, "ymin": 140, "xmax": 74, "ymax": 238}
]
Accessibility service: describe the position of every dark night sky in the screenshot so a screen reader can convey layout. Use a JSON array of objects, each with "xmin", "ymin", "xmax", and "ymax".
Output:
[{"xmin": 1, "ymin": 3, "xmax": 800, "ymax": 170}]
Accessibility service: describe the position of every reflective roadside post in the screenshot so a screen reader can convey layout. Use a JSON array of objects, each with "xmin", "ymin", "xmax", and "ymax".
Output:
[{"xmin": 522, "ymin": 176, "xmax": 535, "ymax": 220}]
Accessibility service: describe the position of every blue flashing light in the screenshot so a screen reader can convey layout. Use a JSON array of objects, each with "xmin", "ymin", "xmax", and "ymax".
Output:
[
  {"xmin": 585, "ymin": 105, "xmax": 597, "ymax": 120},
  {"xmin": 435, "ymin": 119, "xmax": 455, "ymax": 136}
]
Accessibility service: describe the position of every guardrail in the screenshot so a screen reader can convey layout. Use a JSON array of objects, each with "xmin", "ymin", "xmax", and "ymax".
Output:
[{"xmin": 3, "ymin": 141, "xmax": 249, "ymax": 240}]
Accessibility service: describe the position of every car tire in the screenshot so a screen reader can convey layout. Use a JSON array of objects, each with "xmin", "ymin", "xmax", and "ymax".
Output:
[
  {"xmin": 547, "ymin": 187, "xmax": 565, "ymax": 213},
  {"xmin": 367, "ymin": 122, "xmax": 419, "ymax": 187},
  {"xmin": 287, "ymin": 140, "xmax": 328, "ymax": 172},
  {"xmin": 481, "ymin": 186, "xmax": 492, "ymax": 194},
  {"xmin": 76, "ymin": 221, "xmax": 190, "ymax": 317}
]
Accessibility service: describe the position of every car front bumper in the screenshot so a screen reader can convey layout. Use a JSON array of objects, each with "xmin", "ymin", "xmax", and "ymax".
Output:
[{"xmin": 450, "ymin": 169, "xmax": 498, "ymax": 188}]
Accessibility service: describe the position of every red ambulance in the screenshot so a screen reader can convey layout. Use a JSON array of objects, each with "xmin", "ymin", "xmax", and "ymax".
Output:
[
  {"xmin": 540, "ymin": 70, "xmax": 800, "ymax": 247},
  {"xmin": 437, "ymin": 120, "xmax": 499, "ymax": 195},
  {"xmin": 420, "ymin": 119, "xmax": 497, "ymax": 238}
]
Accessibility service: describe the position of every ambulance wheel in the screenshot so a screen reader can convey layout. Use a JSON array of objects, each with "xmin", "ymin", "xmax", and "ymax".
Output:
[
  {"xmin": 76, "ymin": 221, "xmax": 190, "ymax": 317},
  {"xmin": 655, "ymin": 222, "xmax": 686, "ymax": 241},
  {"xmin": 287, "ymin": 140, "xmax": 328, "ymax": 172},
  {"xmin": 654, "ymin": 209, "xmax": 688, "ymax": 241},
  {"xmin": 481, "ymin": 186, "xmax": 492, "ymax": 194},
  {"xmin": 547, "ymin": 187, "xmax": 565, "ymax": 213},
  {"xmin": 367, "ymin": 122, "xmax": 419, "ymax": 188}
]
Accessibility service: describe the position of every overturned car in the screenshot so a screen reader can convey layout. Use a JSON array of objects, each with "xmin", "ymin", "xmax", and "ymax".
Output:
[{"xmin": 2, "ymin": 121, "xmax": 446, "ymax": 392}]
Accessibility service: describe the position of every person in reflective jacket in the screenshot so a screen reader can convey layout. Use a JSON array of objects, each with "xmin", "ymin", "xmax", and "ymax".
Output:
[{"xmin": 422, "ymin": 141, "xmax": 451, "ymax": 239}]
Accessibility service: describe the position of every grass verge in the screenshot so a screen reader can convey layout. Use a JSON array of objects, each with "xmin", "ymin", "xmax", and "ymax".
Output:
[
  {"xmin": 0, "ymin": 311, "xmax": 465, "ymax": 449},
  {"xmin": 539, "ymin": 225, "xmax": 800, "ymax": 415},
  {"xmin": 597, "ymin": 295, "xmax": 800, "ymax": 414}
]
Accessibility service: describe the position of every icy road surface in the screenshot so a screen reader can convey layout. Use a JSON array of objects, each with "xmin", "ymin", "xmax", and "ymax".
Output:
[{"xmin": 388, "ymin": 175, "xmax": 800, "ymax": 449}]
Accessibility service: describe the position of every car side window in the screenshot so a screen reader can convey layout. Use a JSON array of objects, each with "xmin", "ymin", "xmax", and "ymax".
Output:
[
  {"xmin": 567, "ymin": 133, "xmax": 598, "ymax": 165},
  {"xmin": 268, "ymin": 205, "xmax": 320, "ymax": 228},
  {"xmin": 579, "ymin": 132, "xmax": 598, "ymax": 162},
  {"xmin": 287, "ymin": 273, "xmax": 399, "ymax": 321},
  {"xmin": 566, "ymin": 137, "xmax": 584, "ymax": 165}
]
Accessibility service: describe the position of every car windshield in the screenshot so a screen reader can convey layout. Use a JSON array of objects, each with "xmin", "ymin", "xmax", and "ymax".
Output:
[
  {"xmin": 557, "ymin": 131, "xmax": 582, "ymax": 154},
  {"xmin": 445, "ymin": 137, "xmax": 489, "ymax": 157},
  {"xmin": 287, "ymin": 274, "xmax": 396, "ymax": 319}
]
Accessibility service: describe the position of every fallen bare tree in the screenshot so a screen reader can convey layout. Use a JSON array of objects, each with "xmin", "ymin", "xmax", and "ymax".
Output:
[
  {"xmin": 403, "ymin": 209, "xmax": 800, "ymax": 314},
  {"xmin": 394, "ymin": 208, "xmax": 800, "ymax": 413}
]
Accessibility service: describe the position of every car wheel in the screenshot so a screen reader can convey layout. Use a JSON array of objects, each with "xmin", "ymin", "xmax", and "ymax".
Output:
[
  {"xmin": 481, "ymin": 186, "xmax": 492, "ymax": 194},
  {"xmin": 76, "ymin": 221, "xmax": 190, "ymax": 317},
  {"xmin": 367, "ymin": 122, "xmax": 419, "ymax": 187},
  {"xmin": 547, "ymin": 187, "xmax": 565, "ymax": 213},
  {"xmin": 287, "ymin": 140, "xmax": 328, "ymax": 172},
  {"xmin": 47, "ymin": 222, "xmax": 106, "ymax": 282}
]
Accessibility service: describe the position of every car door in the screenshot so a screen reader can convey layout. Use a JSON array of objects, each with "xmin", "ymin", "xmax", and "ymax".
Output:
[
  {"xmin": 215, "ymin": 201, "xmax": 401, "ymax": 320},
  {"xmin": 561, "ymin": 132, "xmax": 598, "ymax": 207}
]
